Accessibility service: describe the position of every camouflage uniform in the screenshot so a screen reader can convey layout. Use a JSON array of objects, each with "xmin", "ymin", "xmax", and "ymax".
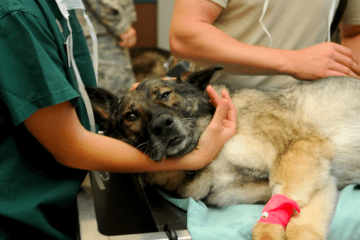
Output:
[{"xmin": 78, "ymin": 0, "xmax": 137, "ymax": 97}]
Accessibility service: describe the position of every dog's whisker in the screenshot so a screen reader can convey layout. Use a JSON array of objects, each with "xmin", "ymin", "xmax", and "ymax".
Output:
[
  {"xmin": 142, "ymin": 149, "xmax": 149, "ymax": 161},
  {"xmin": 144, "ymin": 147, "xmax": 156, "ymax": 161},
  {"xmin": 143, "ymin": 147, "xmax": 150, "ymax": 156},
  {"xmin": 183, "ymin": 118, "xmax": 195, "ymax": 124},
  {"xmin": 143, "ymin": 146, "xmax": 156, "ymax": 161},
  {"xmin": 136, "ymin": 141, "xmax": 149, "ymax": 150},
  {"xmin": 149, "ymin": 149, "xmax": 155, "ymax": 160}
]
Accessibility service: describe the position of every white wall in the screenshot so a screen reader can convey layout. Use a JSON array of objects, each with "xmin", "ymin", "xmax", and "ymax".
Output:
[{"xmin": 157, "ymin": 0, "xmax": 175, "ymax": 50}]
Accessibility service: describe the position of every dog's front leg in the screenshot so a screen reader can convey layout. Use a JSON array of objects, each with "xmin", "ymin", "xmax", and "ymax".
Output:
[
  {"xmin": 252, "ymin": 137, "xmax": 336, "ymax": 240},
  {"xmin": 285, "ymin": 177, "xmax": 337, "ymax": 240}
]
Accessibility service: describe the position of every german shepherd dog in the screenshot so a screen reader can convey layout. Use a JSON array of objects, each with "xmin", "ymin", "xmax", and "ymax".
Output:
[{"xmin": 86, "ymin": 67, "xmax": 360, "ymax": 240}]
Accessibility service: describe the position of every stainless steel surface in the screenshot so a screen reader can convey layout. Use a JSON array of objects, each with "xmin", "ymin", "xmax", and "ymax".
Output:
[
  {"xmin": 76, "ymin": 174, "xmax": 192, "ymax": 240},
  {"xmin": 77, "ymin": 188, "xmax": 108, "ymax": 240}
]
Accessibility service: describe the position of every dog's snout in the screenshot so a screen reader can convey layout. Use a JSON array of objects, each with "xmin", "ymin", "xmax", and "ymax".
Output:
[{"xmin": 150, "ymin": 114, "xmax": 174, "ymax": 136}]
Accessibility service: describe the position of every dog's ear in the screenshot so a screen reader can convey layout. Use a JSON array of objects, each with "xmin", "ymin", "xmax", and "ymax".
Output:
[
  {"xmin": 176, "ymin": 66, "xmax": 223, "ymax": 91},
  {"xmin": 85, "ymin": 86, "xmax": 119, "ymax": 130}
]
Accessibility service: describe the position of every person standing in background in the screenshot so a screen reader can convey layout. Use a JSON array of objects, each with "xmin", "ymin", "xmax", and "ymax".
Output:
[
  {"xmin": 78, "ymin": 0, "xmax": 137, "ymax": 97},
  {"xmin": 169, "ymin": 0, "xmax": 360, "ymax": 90}
]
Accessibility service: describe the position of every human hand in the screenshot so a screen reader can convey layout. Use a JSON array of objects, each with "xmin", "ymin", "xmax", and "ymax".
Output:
[
  {"xmin": 118, "ymin": 26, "xmax": 137, "ymax": 48},
  {"xmin": 204, "ymin": 85, "xmax": 237, "ymax": 145},
  {"xmin": 183, "ymin": 86, "xmax": 236, "ymax": 170},
  {"xmin": 287, "ymin": 42, "xmax": 360, "ymax": 80},
  {"xmin": 129, "ymin": 82, "xmax": 139, "ymax": 91}
]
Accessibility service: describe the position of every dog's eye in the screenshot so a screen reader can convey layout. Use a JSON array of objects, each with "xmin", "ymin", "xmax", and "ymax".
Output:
[
  {"xmin": 159, "ymin": 91, "xmax": 172, "ymax": 101},
  {"xmin": 125, "ymin": 112, "xmax": 138, "ymax": 121}
]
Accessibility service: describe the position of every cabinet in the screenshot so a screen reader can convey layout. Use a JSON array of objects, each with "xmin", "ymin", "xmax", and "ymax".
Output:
[{"xmin": 133, "ymin": 1, "xmax": 157, "ymax": 47}]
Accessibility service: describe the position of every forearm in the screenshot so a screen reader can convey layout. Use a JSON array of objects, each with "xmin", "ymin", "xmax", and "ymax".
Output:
[
  {"xmin": 170, "ymin": 19, "xmax": 289, "ymax": 76},
  {"xmin": 341, "ymin": 24, "xmax": 360, "ymax": 63},
  {"xmin": 170, "ymin": 0, "xmax": 360, "ymax": 80},
  {"xmin": 24, "ymin": 100, "xmax": 229, "ymax": 173},
  {"xmin": 60, "ymin": 128, "xmax": 220, "ymax": 172},
  {"xmin": 169, "ymin": 0, "xmax": 305, "ymax": 78}
]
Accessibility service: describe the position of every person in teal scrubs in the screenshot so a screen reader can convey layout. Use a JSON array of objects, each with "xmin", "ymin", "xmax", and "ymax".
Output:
[{"xmin": 0, "ymin": 0, "xmax": 237, "ymax": 239}]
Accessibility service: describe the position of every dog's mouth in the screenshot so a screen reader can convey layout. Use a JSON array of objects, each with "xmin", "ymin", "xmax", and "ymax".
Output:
[
  {"xmin": 165, "ymin": 132, "xmax": 198, "ymax": 159},
  {"xmin": 149, "ymin": 132, "xmax": 196, "ymax": 161},
  {"xmin": 168, "ymin": 136, "xmax": 183, "ymax": 147},
  {"xmin": 148, "ymin": 116, "xmax": 201, "ymax": 161}
]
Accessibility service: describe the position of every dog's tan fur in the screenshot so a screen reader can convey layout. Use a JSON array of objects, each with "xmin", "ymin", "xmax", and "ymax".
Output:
[{"xmin": 87, "ymin": 67, "xmax": 360, "ymax": 240}]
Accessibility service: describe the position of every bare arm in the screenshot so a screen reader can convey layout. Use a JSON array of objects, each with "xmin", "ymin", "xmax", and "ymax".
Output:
[
  {"xmin": 341, "ymin": 24, "xmax": 360, "ymax": 63},
  {"xmin": 23, "ymin": 87, "xmax": 236, "ymax": 173},
  {"xmin": 169, "ymin": 0, "xmax": 360, "ymax": 80}
]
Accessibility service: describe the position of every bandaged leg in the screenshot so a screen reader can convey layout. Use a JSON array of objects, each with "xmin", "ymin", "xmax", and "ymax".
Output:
[
  {"xmin": 252, "ymin": 138, "xmax": 334, "ymax": 240},
  {"xmin": 253, "ymin": 194, "xmax": 300, "ymax": 240},
  {"xmin": 285, "ymin": 177, "xmax": 337, "ymax": 240}
]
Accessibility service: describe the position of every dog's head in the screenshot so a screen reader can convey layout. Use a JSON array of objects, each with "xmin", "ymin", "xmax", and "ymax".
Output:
[{"xmin": 87, "ymin": 66, "xmax": 223, "ymax": 161}]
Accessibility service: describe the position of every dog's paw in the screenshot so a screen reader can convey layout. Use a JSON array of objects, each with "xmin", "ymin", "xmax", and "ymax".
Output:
[
  {"xmin": 252, "ymin": 222, "xmax": 286, "ymax": 240},
  {"xmin": 286, "ymin": 222, "xmax": 326, "ymax": 240}
]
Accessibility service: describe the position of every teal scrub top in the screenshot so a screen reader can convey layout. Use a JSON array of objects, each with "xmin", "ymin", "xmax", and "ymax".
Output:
[{"xmin": 0, "ymin": 0, "xmax": 96, "ymax": 239}]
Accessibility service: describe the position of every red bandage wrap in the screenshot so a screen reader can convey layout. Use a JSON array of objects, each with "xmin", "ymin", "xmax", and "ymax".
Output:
[{"xmin": 258, "ymin": 194, "xmax": 300, "ymax": 227}]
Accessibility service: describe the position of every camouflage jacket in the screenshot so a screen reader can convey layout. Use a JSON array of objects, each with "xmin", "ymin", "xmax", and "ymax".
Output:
[{"xmin": 82, "ymin": 0, "xmax": 137, "ymax": 37}]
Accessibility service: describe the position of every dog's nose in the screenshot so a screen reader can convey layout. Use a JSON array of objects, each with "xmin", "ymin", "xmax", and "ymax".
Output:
[{"xmin": 150, "ymin": 114, "xmax": 174, "ymax": 136}]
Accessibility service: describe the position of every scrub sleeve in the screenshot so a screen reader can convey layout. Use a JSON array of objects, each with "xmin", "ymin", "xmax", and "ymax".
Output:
[{"xmin": 0, "ymin": 0, "xmax": 96, "ymax": 239}]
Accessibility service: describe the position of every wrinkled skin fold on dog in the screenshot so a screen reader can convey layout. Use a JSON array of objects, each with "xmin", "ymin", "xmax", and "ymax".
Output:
[{"xmin": 87, "ymin": 66, "xmax": 360, "ymax": 240}]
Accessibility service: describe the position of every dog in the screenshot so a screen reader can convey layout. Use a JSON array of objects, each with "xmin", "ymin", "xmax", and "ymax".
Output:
[
  {"xmin": 130, "ymin": 47, "xmax": 179, "ymax": 82},
  {"xmin": 86, "ymin": 66, "xmax": 360, "ymax": 240}
]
